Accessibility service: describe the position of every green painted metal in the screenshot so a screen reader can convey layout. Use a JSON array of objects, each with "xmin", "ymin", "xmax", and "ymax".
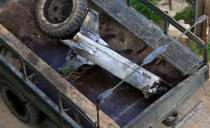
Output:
[
  {"xmin": 0, "ymin": 0, "xmax": 209, "ymax": 127},
  {"xmin": 0, "ymin": 46, "xmax": 208, "ymax": 128},
  {"xmin": 0, "ymin": 54, "xmax": 80, "ymax": 128},
  {"xmin": 125, "ymin": 65, "xmax": 208, "ymax": 128}
]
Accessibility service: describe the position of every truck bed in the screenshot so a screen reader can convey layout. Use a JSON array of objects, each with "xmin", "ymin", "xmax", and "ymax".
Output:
[
  {"xmin": 90, "ymin": 0, "xmax": 203, "ymax": 76},
  {"xmin": 0, "ymin": 0, "xmax": 205, "ymax": 128}
]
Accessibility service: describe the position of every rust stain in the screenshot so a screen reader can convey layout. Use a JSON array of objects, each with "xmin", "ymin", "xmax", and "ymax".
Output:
[{"xmin": 0, "ymin": 24, "xmax": 120, "ymax": 128}]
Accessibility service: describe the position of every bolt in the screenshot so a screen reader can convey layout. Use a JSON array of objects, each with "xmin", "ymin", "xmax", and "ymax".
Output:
[{"xmin": 73, "ymin": 35, "xmax": 79, "ymax": 41}]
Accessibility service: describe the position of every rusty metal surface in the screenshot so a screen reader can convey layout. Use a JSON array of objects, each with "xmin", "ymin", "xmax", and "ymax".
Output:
[
  {"xmin": 71, "ymin": 67, "xmax": 151, "ymax": 127},
  {"xmin": 0, "ymin": 55, "xmax": 81, "ymax": 128},
  {"xmin": 125, "ymin": 65, "xmax": 208, "ymax": 128},
  {"xmin": 96, "ymin": 11, "xmax": 183, "ymax": 84},
  {"xmin": 0, "ymin": 0, "xmax": 185, "ymax": 127},
  {"xmin": 0, "ymin": 24, "xmax": 120, "ymax": 127},
  {"xmin": 90, "ymin": 0, "xmax": 203, "ymax": 75}
]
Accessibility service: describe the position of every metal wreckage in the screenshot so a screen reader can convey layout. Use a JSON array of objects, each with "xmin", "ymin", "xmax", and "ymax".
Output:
[{"xmin": 0, "ymin": 0, "xmax": 209, "ymax": 128}]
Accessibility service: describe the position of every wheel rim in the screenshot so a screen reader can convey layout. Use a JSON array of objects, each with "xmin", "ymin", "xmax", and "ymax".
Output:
[
  {"xmin": 44, "ymin": 0, "xmax": 73, "ymax": 24},
  {"xmin": 2, "ymin": 87, "xmax": 27, "ymax": 120}
]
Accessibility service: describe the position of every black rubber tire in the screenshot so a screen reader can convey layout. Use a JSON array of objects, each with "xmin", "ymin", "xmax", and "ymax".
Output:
[
  {"xmin": 162, "ymin": 113, "xmax": 178, "ymax": 127},
  {"xmin": 0, "ymin": 80, "xmax": 41, "ymax": 124},
  {"xmin": 35, "ymin": 0, "xmax": 87, "ymax": 38},
  {"xmin": 41, "ymin": 118, "xmax": 59, "ymax": 128}
]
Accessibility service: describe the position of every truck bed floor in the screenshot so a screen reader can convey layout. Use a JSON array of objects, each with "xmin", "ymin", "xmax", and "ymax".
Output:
[{"xmin": 0, "ymin": 0, "xmax": 185, "ymax": 127}]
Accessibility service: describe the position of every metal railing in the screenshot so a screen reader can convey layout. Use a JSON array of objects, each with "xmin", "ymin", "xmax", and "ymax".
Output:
[
  {"xmin": 0, "ymin": 40, "xmax": 95, "ymax": 128},
  {"xmin": 126, "ymin": 0, "xmax": 208, "ymax": 64}
]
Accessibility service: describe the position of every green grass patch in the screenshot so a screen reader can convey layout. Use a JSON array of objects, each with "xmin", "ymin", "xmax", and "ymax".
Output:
[
  {"xmin": 131, "ymin": 0, "xmax": 162, "ymax": 23},
  {"xmin": 186, "ymin": 0, "xmax": 196, "ymax": 4},
  {"xmin": 190, "ymin": 41, "xmax": 210, "ymax": 61},
  {"xmin": 174, "ymin": 7, "xmax": 195, "ymax": 25}
]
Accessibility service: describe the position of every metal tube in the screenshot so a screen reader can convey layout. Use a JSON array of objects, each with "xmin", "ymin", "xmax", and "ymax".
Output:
[
  {"xmin": 57, "ymin": 91, "xmax": 63, "ymax": 114},
  {"xmin": 62, "ymin": 32, "xmax": 161, "ymax": 94},
  {"xmin": 74, "ymin": 111, "xmax": 81, "ymax": 126},
  {"xmin": 77, "ymin": 32, "xmax": 161, "ymax": 94},
  {"xmin": 21, "ymin": 58, "xmax": 27, "ymax": 80},
  {"xmin": 164, "ymin": 20, "xmax": 169, "ymax": 35},
  {"xmin": 127, "ymin": 0, "xmax": 131, "ymax": 7},
  {"xmin": 194, "ymin": 0, "xmax": 198, "ymax": 34},
  {"xmin": 204, "ymin": 19, "xmax": 209, "ymax": 64},
  {"xmin": 173, "ymin": 102, "xmax": 204, "ymax": 128}
]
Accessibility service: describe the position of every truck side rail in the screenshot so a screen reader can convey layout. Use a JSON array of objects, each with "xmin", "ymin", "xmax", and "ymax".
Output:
[
  {"xmin": 0, "ymin": 24, "xmax": 120, "ymax": 128},
  {"xmin": 125, "ymin": 65, "xmax": 208, "ymax": 128},
  {"xmin": 0, "ymin": 54, "xmax": 80, "ymax": 128},
  {"xmin": 126, "ymin": 0, "xmax": 207, "ymax": 64},
  {"xmin": 137, "ymin": 0, "xmax": 208, "ymax": 63},
  {"xmin": 90, "ymin": 0, "xmax": 205, "ymax": 76},
  {"xmin": 137, "ymin": 0, "xmax": 205, "ymax": 47}
]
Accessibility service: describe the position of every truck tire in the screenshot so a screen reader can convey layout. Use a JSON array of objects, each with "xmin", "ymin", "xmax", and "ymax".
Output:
[
  {"xmin": 162, "ymin": 113, "xmax": 178, "ymax": 127},
  {"xmin": 0, "ymin": 81, "xmax": 41, "ymax": 124},
  {"xmin": 41, "ymin": 118, "xmax": 59, "ymax": 128},
  {"xmin": 35, "ymin": 0, "xmax": 87, "ymax": 38}
]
